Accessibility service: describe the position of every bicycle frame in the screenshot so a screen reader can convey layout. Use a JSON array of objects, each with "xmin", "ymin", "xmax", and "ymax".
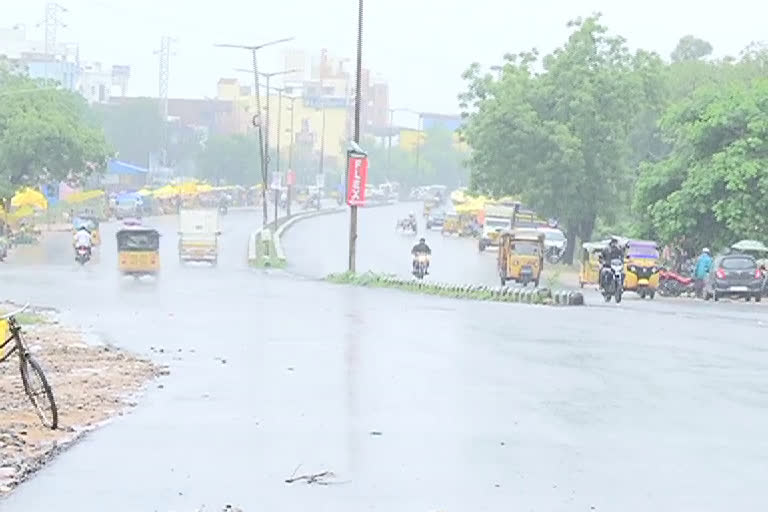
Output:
[{"xmin": 0, "ymin": 322, "xmax": 20, "ymax": 364}]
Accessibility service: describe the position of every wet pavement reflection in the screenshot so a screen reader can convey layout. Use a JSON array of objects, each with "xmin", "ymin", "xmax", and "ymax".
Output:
[{"xmin": 1, "ymin": 209, "xmax": 768, "ymax": 511}]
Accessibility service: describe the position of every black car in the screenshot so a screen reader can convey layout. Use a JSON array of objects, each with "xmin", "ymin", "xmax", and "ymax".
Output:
[
  {"xmin": 704, "ymin": 254, "xmax": 762, "ymax": 302},
  {"xmin": 426, "ymin": 211, "xmax": 446, "ymax": 229}
]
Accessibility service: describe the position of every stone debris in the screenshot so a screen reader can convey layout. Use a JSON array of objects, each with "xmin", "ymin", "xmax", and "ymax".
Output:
[{"xmin": 0, "ymin": 321, "xmax": 159, "ymax": 496}]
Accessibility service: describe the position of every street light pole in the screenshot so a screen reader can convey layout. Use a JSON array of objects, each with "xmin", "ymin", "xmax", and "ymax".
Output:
[
  {"xmin": 215, "ymin": 37, "xmax": 293, "ymax": 227},
  {"xmin": 387, "ymin": 108, "xmax": 394, "ymax": 180},
  {"xmin": 349, "ymin": 0, "xmax": 363, "ymax": 272},
  {"xmin": 275, "ymin": 87, "xmax": 283, "ymax": 222},
  {"xmin": 259, "ymin": 69, "xmax": 298, "ymax": 224},
  {"xmin": 286, "ymin": 96, "xmax": 296, "ymax": 217}
]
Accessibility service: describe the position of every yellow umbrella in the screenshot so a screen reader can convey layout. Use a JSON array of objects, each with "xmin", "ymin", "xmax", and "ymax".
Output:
[{"xmin": 11, "ymin": 188, "xmax": 47, "ymax": 210}]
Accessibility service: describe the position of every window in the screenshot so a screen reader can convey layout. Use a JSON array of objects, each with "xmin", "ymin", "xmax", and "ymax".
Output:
[
  {"xmin": 721, "ymin": 257, "xmax": 755, "ymax": 270},
  {"xmin": 511, "ymin": 242, "xmax": 539, "ymax": 255}
]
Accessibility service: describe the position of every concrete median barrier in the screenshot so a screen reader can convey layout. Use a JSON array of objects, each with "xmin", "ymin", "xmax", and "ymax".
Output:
[{"xmin": 325, "ymin": 271, "xmax": 585, "ymax": 306}]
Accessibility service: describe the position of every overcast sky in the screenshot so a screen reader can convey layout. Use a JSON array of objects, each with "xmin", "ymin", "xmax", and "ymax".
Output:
[{"xmin": 4, "ymin": 0, "xmax": 767, "ymax": 117}]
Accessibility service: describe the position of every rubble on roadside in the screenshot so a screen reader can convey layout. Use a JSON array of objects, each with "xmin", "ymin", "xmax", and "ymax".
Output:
[{"xmin": 0, "ymin": 314, "xmax": 161, "ymax": 495}]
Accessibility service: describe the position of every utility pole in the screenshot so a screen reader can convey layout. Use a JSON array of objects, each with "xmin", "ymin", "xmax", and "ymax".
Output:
[
  {"xmin": 157, "ymin": 36, "xmax": 174, "ymax": 167},
  {"xmin": 44, "ymin": 2, "xmax": 67, "ymax": 56},
  {"xmin": 349, "ymin": 0, "xmax": 363, "ymax": 272},
  {"xmin": 215, "ymin": 38, "xmax": 293, "ymax": 227}
]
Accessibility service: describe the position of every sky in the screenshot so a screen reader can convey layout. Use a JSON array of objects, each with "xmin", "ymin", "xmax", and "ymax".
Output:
[{"xmin": 3, "ymin": 0, "xmax": 767, "ymax": 122}]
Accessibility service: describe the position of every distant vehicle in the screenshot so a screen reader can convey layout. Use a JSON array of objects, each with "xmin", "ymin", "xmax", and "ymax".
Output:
[
  {"xmin": 178, "ymin": 210, "xmax": 221, "ymax": 265},
  {"xmin": 538, "ymin": 227, "xmax": 567, "ymax": 263},
  {"xmin": 426, "ymin": 211, "xmax": 446, "ymax": 230},
  {"xmin": 703, "ymin": 254, "xmax": 762, "ymax": 302}
]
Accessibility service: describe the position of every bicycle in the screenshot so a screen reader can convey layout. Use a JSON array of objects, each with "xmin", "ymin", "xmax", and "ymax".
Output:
[{"xmin": 0, "ymin": 304, "xmax": 58, "ymax": 429}]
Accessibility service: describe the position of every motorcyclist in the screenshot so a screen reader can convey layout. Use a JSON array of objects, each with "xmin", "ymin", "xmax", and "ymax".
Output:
[
  {"xmin": 694, "ymin": 248, "xmax": 713, "ymax": 297},
  {"xmin": 73, "ymin": 225, "xmax": 93, "ymax": 257},
  {"xmin": 407, "ymin": 212, "xmax": 417, "ymax": 230},
  {"xmin": 411, "ymin": 237, "xmax": 431, "ymax": 273},
  {"xmin": 599, "ymin": 237, "xmax": 625, "ymax": 288}
]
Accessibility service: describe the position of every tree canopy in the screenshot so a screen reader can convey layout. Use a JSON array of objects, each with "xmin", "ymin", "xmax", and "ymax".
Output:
[
  {"xmin": 0, "ymin": 65, "xmax": 111, "ymax": 200},
  {"xmin": 459, "ymin": 15, "xmax": 768, "ymax": 257}
]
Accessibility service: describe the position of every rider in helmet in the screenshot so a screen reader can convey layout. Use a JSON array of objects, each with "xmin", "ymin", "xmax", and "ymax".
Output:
[
  {"xmin": 73, "ymin": 224, "xmax": 93, "ymax": 256},
  {"xmin": 599, "ymin": 237, "xmax": 625, "ymax": 286},
  {"xmin": 411, "ymin": 237, "xmax": 431, "ymax": 273}
]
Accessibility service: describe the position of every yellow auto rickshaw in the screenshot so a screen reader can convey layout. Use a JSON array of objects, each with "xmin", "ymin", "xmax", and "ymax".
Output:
[
  {"xmin": 441, "ymin": 213, "xmax": 460, "ymax": 235},
  {"xmin": 423, "ymin": 198, "xmax": 438, "ymax": 218},
  {"xmin": 579, "ymin": 241, "xmax": 608, "ymax": 288},
  {"xmin": 116, "ymin": 227, "xmax": 160, "ymax": 277},
  {"xmin": 624, "ymin": 239, "xmax": 661, "ymax": 299},
  {"xmin": 74, "ymin": 216, "xmax": 101, "ymax": 246},
  {"xmin": 498, "ymin": 229, "xmax": 545, "ymax": 287}
]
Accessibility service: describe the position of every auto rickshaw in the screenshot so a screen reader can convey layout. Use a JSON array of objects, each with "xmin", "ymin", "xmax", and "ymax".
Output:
[
  {"xmin": 624, "ymin": 239, "xmax": 661, "ymax": 299},
  {"xmin": 441, "ymin": 213, "xmax": 460, "ymax": 235},
  {"xmin": 423, "ymin": 198, "xmax": 438, "ymax": 218},
  {"xmin": 74, "ymin": 216, "xmax": 100, "ymax": 246},
  {"xmin": 579, "ymin": 241, "xmax": 608, "ymax": 288},
  {"xmin": 497, "ymin": 229, "xmax": 545, "ymax": 287},
  {"xmin": 116, "ymin": 226, "xmax": 160, "ymax": 277}
]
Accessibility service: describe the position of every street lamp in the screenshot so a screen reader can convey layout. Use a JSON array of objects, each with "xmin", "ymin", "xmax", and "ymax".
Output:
[{"xmin": 215, "ymin": 37, "xmax": 293, "ymax": 227}]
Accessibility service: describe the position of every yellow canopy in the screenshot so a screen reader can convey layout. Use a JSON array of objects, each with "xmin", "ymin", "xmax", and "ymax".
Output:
[
  {"xmin": 152, "ymin": 185, "xmax": 179, "ymax": 199},
  {"xmin": 63, "ymin": 189, "xmax": 105, "ymax": 204},
  {"xmin": 11, "ymin": 188, "xmax": 47, "ymax": 210},
  {"xmin": 138, "ymin": 188, "xmax": 154, "ymax": 196},
  {"xmin": 196, "ymin": 184, "xmax": 214, "ymax": 193},
  {"xmin": 454, "ymin": 199, "xmax": 486, "ymax": 214}
]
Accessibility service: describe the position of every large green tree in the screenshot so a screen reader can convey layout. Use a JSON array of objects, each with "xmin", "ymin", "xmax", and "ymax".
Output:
[
  {"xmin": 0, "ymin": 65, "xmax": 111, "ymax": 200},
  {"xmin": 634, "ymin": 78, "xmax": 768, "ymax": 250},
  {"xmin": 93, "ymin": 98, "xmax": 162, "ymax": 167},
  {"xmin": 460, "ymin": 15, "xmax": 657, "ymax": 262},
  {"xmin": 195, "ymin": 133, "xmax": 261, "ymax": 186}
]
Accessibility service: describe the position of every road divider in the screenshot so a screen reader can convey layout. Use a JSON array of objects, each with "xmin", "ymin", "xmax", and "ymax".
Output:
[
  {"xmin": 248, "ymin": 206, "xmax": 344, "ymax": 268},
  {"xmin": 326, "ymin": 271, "xmax": 585, "ymax": 306}
]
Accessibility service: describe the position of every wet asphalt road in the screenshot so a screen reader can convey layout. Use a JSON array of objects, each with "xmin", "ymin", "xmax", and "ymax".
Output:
[{"xmin": 2, "ymin": 205, "xmax": 768, "ymax": 511}]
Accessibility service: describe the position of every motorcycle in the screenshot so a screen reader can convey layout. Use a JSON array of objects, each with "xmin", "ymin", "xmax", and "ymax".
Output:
[
  {"xmin": 396, "ymin": 219, "xmax": 417, "ymax": 235},
  {"xmin": 75, "ymin": 245, "xmax": 91, "ymax": 266},
  {"xmin": 600, "ymin": 258, "xmax": 624, "ymax": 303},
  {"xmin": 412, "ymin": 253, "xmax": 430, "ymax": 280},
  {"xmin": 545, "ymin": 245, "xmax": 563, "ymax": 264},
  {"xmin": 658, "ymin": 269, "xmax": 694, "ymax": 297}
]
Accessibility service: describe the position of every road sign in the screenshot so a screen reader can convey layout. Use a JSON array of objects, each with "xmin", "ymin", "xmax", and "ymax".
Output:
[
  {"xmin": 346, "ymin": 154, "xmax": 368, "ymax": 206},
  {"xmin": 315, "ymin": 173, "xmax": 325, "ymax": 189}
]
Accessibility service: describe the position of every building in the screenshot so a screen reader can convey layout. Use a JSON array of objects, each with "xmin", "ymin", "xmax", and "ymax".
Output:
[
  {"xmin": 0, "ymin": 25, "xmax": 127, "ymax": 104},
  {"xmin": 216, "ymin": 77, "xmax": 349, "ymax": 172},
  {"xmin": 398, "ymin": 113, "xmax": 466, "ymax": 152},
  {"xmin": 79, "ymin": 62, "xmax": 112, "ymax": 104}
]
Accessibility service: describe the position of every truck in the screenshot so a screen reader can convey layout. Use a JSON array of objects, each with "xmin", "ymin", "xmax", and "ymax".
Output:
[
  {"xmin": 178, "ymin": 209, "xmax": 220, "ymax": 264},
  {"xmin": 479, "ymin": 205, "xmax": 516, "ymax": 251}
]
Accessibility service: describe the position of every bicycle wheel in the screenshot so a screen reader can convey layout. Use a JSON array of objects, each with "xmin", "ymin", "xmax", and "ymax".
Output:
[{"xmin": 19, "ymin": 353, "xmax": 58, "ymax": 429}]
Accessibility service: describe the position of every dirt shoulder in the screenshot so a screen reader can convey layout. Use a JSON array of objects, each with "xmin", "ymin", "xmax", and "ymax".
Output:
[{"xmin": 0, "ymin": 308, "xmax": 163, "ymax": 495}]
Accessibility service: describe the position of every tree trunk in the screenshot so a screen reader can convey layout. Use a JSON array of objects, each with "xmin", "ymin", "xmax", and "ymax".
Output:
[{"xmin": 564, "ymin": 223, "xmax": 578, "ymax": 265}]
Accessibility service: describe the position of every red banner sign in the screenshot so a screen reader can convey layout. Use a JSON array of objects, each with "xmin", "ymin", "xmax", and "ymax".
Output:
[
  {"xmin": 346, "ymin": 154, "xmax": 368, "ymax": 206},
  {"xmin": 286, "ymin": 169, "xmax": 296, "ymax": 186}
]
